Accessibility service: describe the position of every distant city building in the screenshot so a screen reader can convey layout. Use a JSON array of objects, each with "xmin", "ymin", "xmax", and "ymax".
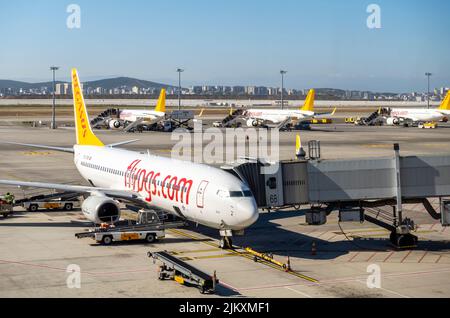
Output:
[
  {"xmin": 232, "ymin": 86, "xmax": 245, "ymax": 95},
  {"xmin": 245, "ymin": 86, "xmax": 256, "ymax": 95}
]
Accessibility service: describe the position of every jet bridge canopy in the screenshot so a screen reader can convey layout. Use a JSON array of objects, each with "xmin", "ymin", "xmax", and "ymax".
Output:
[{"xmin": 225, "ymin": 154, "xmax": 450, "ymax": 207}]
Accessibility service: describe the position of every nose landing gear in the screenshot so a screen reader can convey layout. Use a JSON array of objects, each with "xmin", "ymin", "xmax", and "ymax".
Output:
[
  {"xmin": 219, "ymin": 236, "xmax": 233, "ymax": 249},
  {"xmin": 219, "ymin": 229, "xmax": 234, "ymax": 249}
]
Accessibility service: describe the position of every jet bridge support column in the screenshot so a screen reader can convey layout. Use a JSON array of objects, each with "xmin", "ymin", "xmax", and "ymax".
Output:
[
  {"xmin": 394, "ymin": 143, "xmax": 403, "ymax": 226},
  {"xmin": 391, "ymin": 144, "xmax": 418, "ymax": 248}
]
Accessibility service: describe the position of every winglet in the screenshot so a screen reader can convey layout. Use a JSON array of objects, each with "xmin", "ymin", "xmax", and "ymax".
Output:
[
  {"xmin": 331, "ymin": 107, "xmax": 337, "ymax": 116},
  {"xmin": 155, "ymin": 89, "xmax": 166, "ymax": 113},
  {"xmin": 198, "ymin": 109, "xmax": 205, "ymax": 117},
  {"xmin": 71, "ymin": 69, "xmax": 104, "ymax": 147},
  {"xmin": 439, "ymin": 91, "xmax": 450, "ymax": 110},
  {"xmin": 301, "ymin": 89, "xmax": 315, "ymax": 112}
]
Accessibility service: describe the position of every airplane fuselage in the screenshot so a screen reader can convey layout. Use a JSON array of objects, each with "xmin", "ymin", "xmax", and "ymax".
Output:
[
  {"xmin": 74, "ymin": 145, "xmax": 259, "ymax": 230},
  {"xmin": 389, "ymin": 108, "xmax": 446, "ymax": 123},
  {"xmin": 119, "ymin": 110, "xmax": 165, "ymax": 124},
  {"xmin": 244, "ymin": 109, "xmax": 315, "ymax": 124}
]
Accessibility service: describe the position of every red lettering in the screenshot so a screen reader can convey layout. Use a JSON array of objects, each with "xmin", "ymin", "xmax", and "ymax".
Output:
[
  {"xmin": 137, "ymin": 169, "xmax": 147, "ymax": 192},
  {"xmin": 161, "ymin": 175, "xmax": 171, "ymax": 199},
  {"xmin": 168, "ymin": 176, "xmax": 178, "ymax": 201},
  {"xmin": 177, "ymin": 178, "xmax": 193, "ymax": 205},
  {"xmin": 152, "ymin": 173, "xmax": 160, "ymax": 195},
  {"xmin": 144, "ymin": 171, "xmax": 155, "ymax": 202},
  {"xmin": 123, "ymin": 160, "xmax": 193, "ymax": 206}
]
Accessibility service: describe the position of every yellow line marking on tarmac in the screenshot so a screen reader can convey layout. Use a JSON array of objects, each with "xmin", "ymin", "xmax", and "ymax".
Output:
[
  {"xmin": 23, "ymin": 151, "xmax": 52, "ymax": 156},
  {"xmin": 171, "ymin": 248, "xmax": 221, "ymax": 255},
  {"xmin": 168, "ymin": 228, "xmax": 319, "ymax": 283},
  {"xmin": 194, "ymin": 253, "xmax": 238, "ymax": 260},
  {"xmin": 362, "ymin": 144, "xmax": 393, "ymax": 149}
]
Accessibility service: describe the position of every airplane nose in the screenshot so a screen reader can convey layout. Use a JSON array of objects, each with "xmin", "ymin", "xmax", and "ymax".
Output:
[{"xmin": 235, "ymin": 198, "xmax": 259, "ymax": 229}]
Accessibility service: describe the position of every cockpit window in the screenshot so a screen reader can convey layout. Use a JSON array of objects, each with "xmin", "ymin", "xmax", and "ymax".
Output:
[{"xmin": 218, "ymin": 189, "xmax": 254, "ymax": 198}]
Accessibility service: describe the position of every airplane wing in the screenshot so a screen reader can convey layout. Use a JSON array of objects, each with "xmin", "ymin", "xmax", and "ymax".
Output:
[
  {"xmin": 0, "ymin": 180, "xmax": 140, "ymax": 202},
  {"xmin": 276, "ymin": 117, "xmax": 292, "ymax": 129},
  {"xmin": 123, "ymin": 118, "xmax": 146, "ymax": 132},
  {"xmin": 91, "ymin": 118, "xmax": 107, "ymax": 128},
  {"xmin": 0, "ymin": 141, "xmax": 74, "ymax": 153},
  {"xmin": 313, "ymin": 108, "xmax": 337, "ymax": 119},
  {"xmin": 1, "ymin": 140, "xmax": 140, "ymax": 152}
]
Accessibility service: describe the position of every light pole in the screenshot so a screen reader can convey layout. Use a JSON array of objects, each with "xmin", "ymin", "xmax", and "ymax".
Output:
[
  {"xmin": 177, "ymin": 68, "xmax": 184, "ymax": 111},
  {"xmin": 425, "ymin": 73, "xmax": 432, "ymax": 109},
  {"xmin": 50, "ymin": 66, "xmax": 59, "ymax": 129},
  {"xmin": 280, "ymin": 70, "xmax": 287, "ymax": 109}
]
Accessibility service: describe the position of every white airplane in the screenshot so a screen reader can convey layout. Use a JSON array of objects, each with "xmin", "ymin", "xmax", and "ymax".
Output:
[
  {"xmin": 0, "ymin": 69, "xmax": 259, "ymax": 249},
  {"xmin": 119, "ymin": 89, "xmax": 166, "ymax": 130},
  {"xmin": 243, "ymin": 89, "xmax": 336, "ymax": 127},
  {"xmin": 94, "ymin": 89, "xmax": 167, "ymax": 131},
  {"xmin": 383, "ymin": 91, "xmax": 450, "ymax": 125}
]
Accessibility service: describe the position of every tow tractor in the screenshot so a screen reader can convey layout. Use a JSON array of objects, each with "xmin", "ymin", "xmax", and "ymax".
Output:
[
  {"xmin": 75, "ymin": 210, "xmax": 186, "ymax": 245},
  {"xmin": 418, "ymin": 122, "xmax": 437, "ymax": 129}
]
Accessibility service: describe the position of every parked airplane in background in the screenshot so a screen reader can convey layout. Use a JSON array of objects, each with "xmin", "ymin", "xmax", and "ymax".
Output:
[
  {"xmin": 118, "ymin": 89, "xmax": 167, "ymax": 131},
  {"xmin": 93, "ymin": 89, "xmax": 167, "ymax": 132},
  {"xmin": 382, "ymin": 90, "xmax": 450, "ymax": 125},
  {"xmin": 243, "ymin": 89, "xmax": 336, "ymax": 128},
  {"xmin": 0, "ymin": 69, "xmax": 259, "ymax": 249}
]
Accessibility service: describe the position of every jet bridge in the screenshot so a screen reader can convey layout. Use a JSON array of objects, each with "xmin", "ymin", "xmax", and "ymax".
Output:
[{"xmin": 223, "ymin": 143, "xmax": 450, "ymax": 247}]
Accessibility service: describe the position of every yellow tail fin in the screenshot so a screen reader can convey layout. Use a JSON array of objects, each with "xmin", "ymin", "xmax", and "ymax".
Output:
[
  {"xmin": 301, "ymin": 89, "xmax": 315, "ymax": 112},
  {"xmin": 155, "ymin": 89, "xmax": 166, "ymax": 113},
  {"xmin": 439, "ymin": 91, "xmax": 450, "ymax": 110},
  {"xmin": 71, "ymin": 69, "xmax": 104, "ymax": 147}
]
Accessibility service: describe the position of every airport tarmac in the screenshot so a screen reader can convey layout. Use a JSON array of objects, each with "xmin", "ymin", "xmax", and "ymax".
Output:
[{"xmin": 1, "ymin": 124, "xmax": 450, "ymax": 298}]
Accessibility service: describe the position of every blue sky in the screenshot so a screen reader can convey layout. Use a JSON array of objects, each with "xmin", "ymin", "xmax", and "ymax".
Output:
[{"xmin": 0, "ymin": 0, "xmax": 449, "ymax": 92}]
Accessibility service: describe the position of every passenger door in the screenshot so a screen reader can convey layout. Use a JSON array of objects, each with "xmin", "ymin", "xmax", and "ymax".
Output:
[{"xmin": 196, "ymin": 180, "xmax": 209, "ymax": 209}]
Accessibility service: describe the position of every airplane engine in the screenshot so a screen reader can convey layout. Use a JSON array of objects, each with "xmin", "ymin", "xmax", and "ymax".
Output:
[
  {"xmin": 108, "ymin": 120, "xmax": 122, "ymax": 129},
  {"xmin": 386, "ymin": 117, "xmax": 399, "ymax": 126},
  {"xmin": 82, "ymin": 196, "xmax": 121, "ymax": 224},
  {"xmin": 246, "ymin": 119, "xmax": 259, "ymax": 127}
]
